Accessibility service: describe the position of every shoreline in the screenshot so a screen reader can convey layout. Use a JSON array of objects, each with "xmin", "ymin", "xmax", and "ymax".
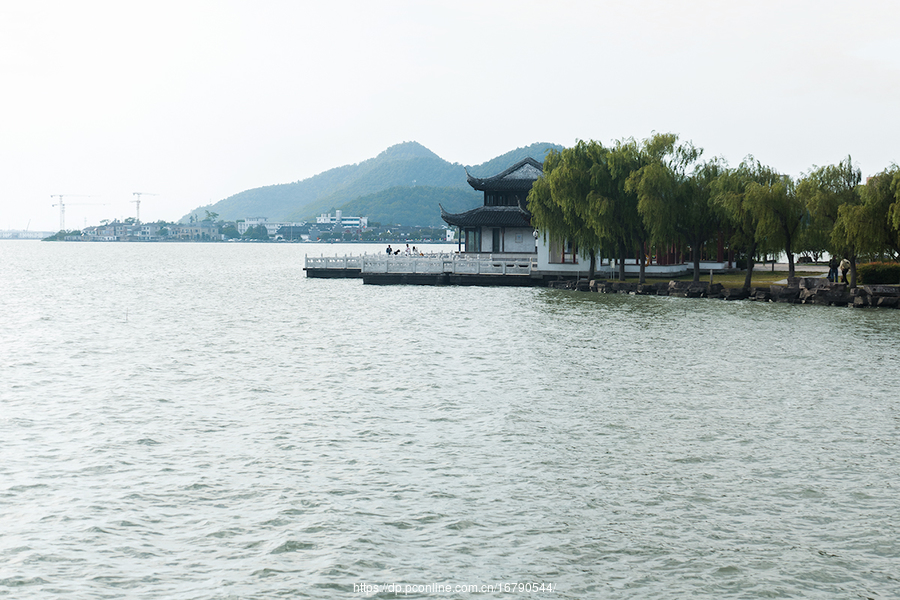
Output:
[{"xmin": 563, "ymin": 277, "xmax": 900, "ymax": 309}]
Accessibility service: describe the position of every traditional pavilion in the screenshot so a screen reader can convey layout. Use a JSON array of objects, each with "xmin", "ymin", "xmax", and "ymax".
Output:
[{"xmin": 441, "ymin": 157, "xmax": 541, "ymax": 254}]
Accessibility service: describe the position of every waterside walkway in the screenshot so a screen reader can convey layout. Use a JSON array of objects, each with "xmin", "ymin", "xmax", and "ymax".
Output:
[
  {"xmin": 304, "ymin": 252, "xmax": 542, "ymax": 286},
  {"xmin": 304, "ymin": 253, "xmax": 748, "ymax": 286}
]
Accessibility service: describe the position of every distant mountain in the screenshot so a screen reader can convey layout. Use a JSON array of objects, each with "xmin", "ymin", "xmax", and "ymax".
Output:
[
  {"xmin": 464, "ymin": 143, "xmax": 564, "ymax": 178},
  {"xmin": 337, "ymin": 186, "xmax": 482, "ymax": 228},
  {"xmin": 183, "ymin": 141, "xmax": 563, "ymax": 226}
]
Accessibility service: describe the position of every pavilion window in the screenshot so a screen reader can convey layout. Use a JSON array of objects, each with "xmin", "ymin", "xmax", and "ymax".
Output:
[
  {"xmin": 549, "ymin": 236, "xmax": 578, "ymax": 264},
  {"xmin": 464, "ymin": 228, "xmax": 481, "ymax": 253}
]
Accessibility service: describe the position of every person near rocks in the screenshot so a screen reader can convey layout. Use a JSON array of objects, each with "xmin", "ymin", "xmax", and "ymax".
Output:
[
  {"xmin": 386, "ymin": 244, "xmax": 393, "ymax": 255},
  {"xmin": 828, "ymin": 256, "xmax": 839, "ymax": 282},
  {"xmin": 840, "ymin": 257, "xmax": 851, "ymax": 284}
]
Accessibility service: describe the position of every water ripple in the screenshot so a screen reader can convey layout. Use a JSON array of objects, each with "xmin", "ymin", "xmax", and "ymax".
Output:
[{"xmin": 1, "ymin": 242, "xmax": 899, "ymax": 599}]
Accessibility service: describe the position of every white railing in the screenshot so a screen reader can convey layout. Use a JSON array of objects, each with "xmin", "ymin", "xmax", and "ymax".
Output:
[
  {"xmin": 305, "ymin": 252, "xmax": 537, "ymax": 276},
  {"xmin": 304, "ymin": 254, "xmax": 365, "ymax": 270}
]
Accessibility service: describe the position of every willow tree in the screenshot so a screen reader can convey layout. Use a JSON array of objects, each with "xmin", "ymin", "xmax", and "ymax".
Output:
[
  {"xmin": 626, "ymin": 133, "xmax": 720, "ymax": 282},
  {"xmin": 743, "ymin": 170, "xmax": 805, "ymax": 279},
  {"xmin": 891, "ymin": 167, "xmax": 900, "ymax": 234},
  {"xmin": 711, "ymin": 158, "xmax": 782, "ymax": 289},
  {"xmin": 527, "ymin": 156, "xmax": 569, "ymax": 258},
  {"xmin": 796, "ymin": 156, "xmax": 861, "ymax": 265},
  {"xmin": 884, "ymin": 165, "xmax": 900, "ymax": 254},
  {"xmin": 527, "ymin": 143, "xmax": 604, "ymax": 277},
  {"xmin": 833, "ymin": 165, "xmax": 900, "ymax": 287},
  {"xmin": 587, "ymin": 138, "xmax": 649, "ymax": 282}
]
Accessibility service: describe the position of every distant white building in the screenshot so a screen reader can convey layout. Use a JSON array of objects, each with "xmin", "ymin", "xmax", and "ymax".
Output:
[
  {"xmin": 316, "ymin": 210, "xmax": 368, "ymax": 229},
  {"xmin": 237, "ymin": 217, "xmax": 305, "ymax": 236}
]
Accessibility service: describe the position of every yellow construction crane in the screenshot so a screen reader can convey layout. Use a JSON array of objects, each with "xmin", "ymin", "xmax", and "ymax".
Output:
[{"xmin": 131, "ymin": 192, "xmax": 158, "ymax": 224}]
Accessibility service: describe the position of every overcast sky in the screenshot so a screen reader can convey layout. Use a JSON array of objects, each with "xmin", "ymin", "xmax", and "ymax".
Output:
[{"xmin": 2, "ymin": 0, "xmax": 898, "ymax": 231}]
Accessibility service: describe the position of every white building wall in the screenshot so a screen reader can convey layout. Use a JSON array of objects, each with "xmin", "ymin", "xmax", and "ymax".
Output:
[
  {"xmin": 237, "ymin": 218, "xmax": 267, "ymax": 235},
  {"xmin": 480, "ymin": 230, "xmax": 492, "ymax": 253},
  {"xmin": 503, "ymin": 229, "xmax": 537, "ymax": 253},
  {"xmin": 473, "ymin": 227, "xmax": 537, "ymax": 253},
  {"xmin": 536, "ymin": 236, "xmax": 593, "ymax": 274},
  {"xmin": 316, "ymin": 212, "xmax": 368, "ymax": 229}
]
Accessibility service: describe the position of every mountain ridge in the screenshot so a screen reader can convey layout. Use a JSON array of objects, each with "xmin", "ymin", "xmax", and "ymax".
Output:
[{"xmin": 183, "ymin": 141, "xmax": 563, "ymax": 226}]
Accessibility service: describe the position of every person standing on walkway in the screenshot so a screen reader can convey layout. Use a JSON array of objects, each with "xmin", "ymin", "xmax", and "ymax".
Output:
[
  {"xmin": 840, "ymin": 257, "xmax": 851, "ymax": 284},
  {"xmin": 828, "ymin": 256, "xmax": 839, "ymax": 282}
]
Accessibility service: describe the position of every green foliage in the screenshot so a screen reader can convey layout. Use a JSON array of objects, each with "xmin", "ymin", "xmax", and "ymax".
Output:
[
  {"xmin": 528, "ymin": 142, "xmax": 606, "ymax": 275},
  {"xmin": 527, "ymin": 140, "xmax": 645, "ymax": 278},
  {"xmin": 796, "ymin": 156, "xmax": 861, "ymax": 259},
  {"xmin": 832, "ymin": 166, "xmax": 899, "ymax": 270},
  {"xmin": 711, "ymin": 157, "xmax": 787, "ymax": 287},
  {"xmin": 43, "ymin": 230, "xmax": 82, "ymax": 241},
  {"xmin": 627, "ymin": 133, "xmax": 720, "ymax": 281},
  {"xmin": 590, "ymin": 139, "xmax": 648, "ymax": 280},
  {"xmin": 242, "ymin": 224, "xmax": 270, "ymax": 240},
  {"xmin": 744, "ymin": 168, "xmax": 805, "ymax": 278},
  {"xmin": 221, "ymin": 225, "xmax": 240, "ymax": 239},
  {"xmin": 891, "ymin": 169, "xmax": 900, "ymax": 232},
  {"xmin": 856, "ymin": 262, "xmax": 900, "ymax": 284}
]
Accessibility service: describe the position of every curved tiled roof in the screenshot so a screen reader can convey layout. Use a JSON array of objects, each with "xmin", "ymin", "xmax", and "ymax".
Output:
[
  {"xmin": 440, "ymin": 204, "xmax": 533, "ymax": 228},
  {"xmin": 466, "ymin": 157, "xmax": 543, "ymax": 192}
]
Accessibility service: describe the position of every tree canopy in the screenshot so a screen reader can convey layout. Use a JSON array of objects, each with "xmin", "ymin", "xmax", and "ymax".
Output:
[{"xmin": 527, "ymin": 135, "xmax": 900, "ymax": 288}]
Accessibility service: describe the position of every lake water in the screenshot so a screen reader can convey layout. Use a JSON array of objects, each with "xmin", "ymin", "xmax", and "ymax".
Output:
[{"xmin": 1, "ymin": 240, "xmax": 898, "ymax": 599}]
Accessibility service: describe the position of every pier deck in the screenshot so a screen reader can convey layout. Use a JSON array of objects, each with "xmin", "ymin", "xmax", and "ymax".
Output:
[{"xmin": 304, "ymin": 253, "xmax": 548, "ymax": 286}]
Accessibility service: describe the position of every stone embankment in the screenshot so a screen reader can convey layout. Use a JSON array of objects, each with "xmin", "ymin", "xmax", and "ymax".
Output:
[{"xmin": 549, "ymin": 277, "xmax": 900, "ymax": 308}]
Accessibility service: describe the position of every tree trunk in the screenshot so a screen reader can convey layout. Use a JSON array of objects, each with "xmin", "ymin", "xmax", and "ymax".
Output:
[
  {"xmin": 743, "ymin": 242, "xmax": 757, "ymax": 289},
  {"xmin": 783, "ymin": 227, "xmax": 796, "ymax": 279},
  {"xmin": 618, "ymin": 242, "xmax": 626, "ymax": 281},
  {"xmin": 849, "ymin": 255, "xmax": 857, "ymax": 289},
  {"xmin": 588, "ymin": 251, "xmax": 596, "ymax": 280},
  {"xmin": 638, "ymin": 250, "xmax": 646, "ymax": 284},
  {"xmin": 691, "ymin": 241, "xmax": 702, "ymax": 283}
]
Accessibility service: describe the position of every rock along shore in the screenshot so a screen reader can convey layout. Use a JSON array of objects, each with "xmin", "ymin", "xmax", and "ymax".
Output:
[{"xmin": 547, "ymin": 277, "xmax": 900, "ymax": 309}]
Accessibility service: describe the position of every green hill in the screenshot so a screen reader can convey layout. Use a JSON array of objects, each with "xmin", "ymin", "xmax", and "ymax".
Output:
[
  {"xmin": 182, "ymin": 140, "xmax": 563, "ymax": 226},
  {"xmin": 464, "ymin": 142, "xmax": 563, "ymax": 177},
  {"xmin": 336, "ymin": 186, "xmax": 482, "ymax": 228}
]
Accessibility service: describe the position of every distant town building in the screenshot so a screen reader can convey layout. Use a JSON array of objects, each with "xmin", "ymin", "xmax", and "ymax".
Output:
[
  {"xmin": 177, "ymin": 221, "xmax": 220, "ymax": 240},
  {"xmin": 237, "ymin": 217, "xmax": 306, "ymax": 236},
  {"xmin": 140, "ymin": 223, "xmax": 161, "ymax": 240},
  {"xmin": 316, "ymin": 210, "xmax": 368, "ymax": 230}
]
